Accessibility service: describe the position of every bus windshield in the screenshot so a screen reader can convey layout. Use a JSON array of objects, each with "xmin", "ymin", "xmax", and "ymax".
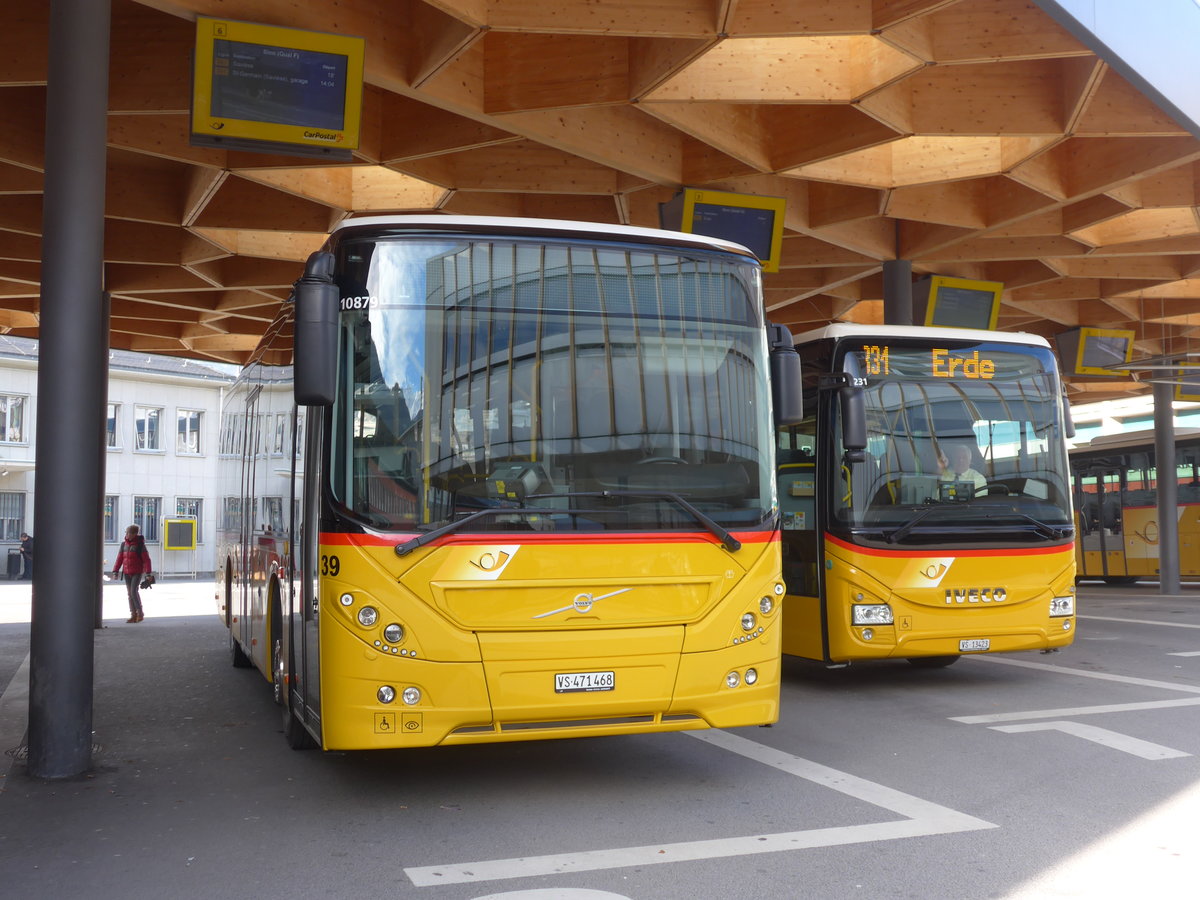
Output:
[
  {"xmin": 329, "ymin": 235, "xmax": 775, "ymax": 534},
  {"xmin": 833, "ymin": 339, "xmax": 1072, "ymax": 542}
]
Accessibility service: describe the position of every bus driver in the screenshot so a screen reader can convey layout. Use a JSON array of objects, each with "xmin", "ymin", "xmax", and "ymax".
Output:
[{"xmin": 938, "ymin": 443, "xmax": 987, "ymax": 495}]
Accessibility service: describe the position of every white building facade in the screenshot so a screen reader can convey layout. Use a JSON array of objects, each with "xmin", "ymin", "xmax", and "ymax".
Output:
[{"xmin": 1, "ymin": 336, "xmax": 234, "ymax": 578}]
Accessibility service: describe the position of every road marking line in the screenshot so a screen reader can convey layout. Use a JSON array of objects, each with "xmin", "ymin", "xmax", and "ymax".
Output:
[
  {"xmin": 1080, "ymin": 615, "xmax": 1200, "ymax": 630},
  {"xmin": 969, "ymin": 654, "xmax": 1200, "ymax": 694},
  {"xmin": 990, "ymin": 721, "xmax": 1191, "ymax": 760},
  {"xmin": 1168, "ymin": 650, "xmax": 1200, "ymax": 657},
  {"xmin": 404, "ymin": 729, "xmax": 995, "ymax": 887},
  {"xmin": 951, "ymin": 696, "xmax": 1200, "ymax": 724}
]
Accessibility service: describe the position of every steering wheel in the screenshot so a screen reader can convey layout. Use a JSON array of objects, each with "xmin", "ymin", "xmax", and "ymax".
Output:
[
  {"xmin": 636, "ymin": 455, "xmax": 688, "ymax": 465},
  {"xmin": 985, "ymin": 482, "xmax": 1010, "ymax": 495}
]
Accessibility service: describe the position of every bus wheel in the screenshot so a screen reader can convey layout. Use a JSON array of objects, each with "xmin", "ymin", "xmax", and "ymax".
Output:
[
  {"xmin": 907, "ymin": 655, "xmax": 960, "ymax": 668},
  {"xmin": 230, "ymin": 629, "xmax": 252, "ymax": 668}
]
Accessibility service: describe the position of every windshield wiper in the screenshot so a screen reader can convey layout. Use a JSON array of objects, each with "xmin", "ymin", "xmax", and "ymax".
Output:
[
  {"xmin": 531, "ymin": 490, "xmax": 742, "ymax": 552},
  {"xmin": 987, "ymin": 513, "xmax": 1069, "ymax": 540},
  {"xmin": 396, "ymin": 490, "xmax": 743, "ymax": 555},
  {"xmin": 395, "ymin": 507, "xmax": 540, "ymax": 556},
  {"xmin": 884, "ymin": 507, "xmax": 938, "ymax": 543}
]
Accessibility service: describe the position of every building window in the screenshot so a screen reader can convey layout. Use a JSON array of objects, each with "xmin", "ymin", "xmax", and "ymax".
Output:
[
  {"xmin": 176, "ymin": 498, "xmax": 203, "ymax": 542},
  {"xmin": 107, "ymin": 404, "xmax": 120, "ymax": 448},
  {"xmin": 134, "ymin": 496, "xmax": 161, "ymax": 542},
  {"xmin": 264, "ymin": 496, "xmax": 284, "ymax": 533},
  {"xmin": 273, "ymin": 413, "xmax": 287, "ymax": 455},
  {"xmin": 135, "ymin": 406, "xmax": 162, "ymax": 451},
  {"xmin": 0, "ymin": 395, "xmax": 26, "ymax": 443},
  {"xmin": 222, "ymin": 497, "xmax": 242, "ymax": 533},
  {"xmin": 177, "ymin": 409, "xmax": 203, "ymax": 454},
  {"xmin": 0, "ymin": 492, "xmax": 25, "ymax": 541},
  {"xmin": 103, "ymin": 495, "xmax": 119, "ymax": 542}
]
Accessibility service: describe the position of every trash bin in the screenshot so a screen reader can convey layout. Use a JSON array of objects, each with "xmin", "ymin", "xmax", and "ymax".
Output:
[{"xmin": 7, "ymin": 548, "xmax": 21, "ymax": 580}]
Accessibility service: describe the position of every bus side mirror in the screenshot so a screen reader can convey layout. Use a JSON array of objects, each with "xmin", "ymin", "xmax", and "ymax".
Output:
[
  {"xmin": 1061, "ymin": 391, "xmax": 1075, "ymax": 439},
  {"xmin": 840, "ymin": 384, "xmax": 867, "ymax": 460},
  {"xmin": 293, "ymin": 251, "xmax": 338, "ymax": 406},
  {"xmin": 768, "ymin": 323, "xmax": 804, "ymax": 426}
]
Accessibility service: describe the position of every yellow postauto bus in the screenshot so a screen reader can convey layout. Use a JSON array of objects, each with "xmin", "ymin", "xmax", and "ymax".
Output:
[
  {"xmin": 776, "ymin": 324, "xmax": 1077, "ymax": 667},
  {"xmin": 1070, "ymin": 428, "xmax": 1200, "ymax": 584},
  {"xmin": 217, "ymin": 215, "xmax": 803, "ymax": 749}
]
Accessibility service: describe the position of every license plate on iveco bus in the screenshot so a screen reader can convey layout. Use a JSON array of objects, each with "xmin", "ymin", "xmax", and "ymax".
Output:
[
  {"xmin": 959, "ymin": 639, "xmax": 990, "ymax": 652},
  {"xmin": 555, "ymin": 671, "xmax": 615, "ymax": 693}
]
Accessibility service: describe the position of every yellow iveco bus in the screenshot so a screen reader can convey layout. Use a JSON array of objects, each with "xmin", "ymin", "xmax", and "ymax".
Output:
[
  {"xmin": 1070, "ymin": 428, "xmax": 1200, "ymax": 584},
  {"xmin": 776, "ymin": 324, "xmax": 1077, "ymax": 667},
  {"xmin": 217, "ymin": 215, "xmax": 803, "ymax": 749}
]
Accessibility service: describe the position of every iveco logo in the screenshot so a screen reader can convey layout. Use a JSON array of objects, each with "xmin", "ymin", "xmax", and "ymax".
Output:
[
  {"xmin": 944, "ymin": 587, "xmax": 1008, "ymax": 605},
  {"xmin": 532, "ymin": 587, "xmax": 631, "ymax": 619}
]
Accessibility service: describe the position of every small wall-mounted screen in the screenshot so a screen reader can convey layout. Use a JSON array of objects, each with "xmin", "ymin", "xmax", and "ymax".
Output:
[
  {"xmin": 191, "ymin": 17, "xmax": 364, "ymax": 160},
  {"xmin": 211, "ymin": 39, "xmax": 349, "ymax": 130},
  {"xmin": 1080, "ymin": 334, "xmax": 1131, "ymax": 370},
  {"xmin": 691, "ymin": 202, "xmax": 776, "ymax": 263},
  {"xmin": 915, "ymin": 275, "xmax": 1002, "ymax": 330},
  {"xmin": 1055, "ymin": 326, "xmax": 1135, "ymax": 378},
  {"xmin": 1176, "ymin": 367, "xmax": 1200, "ymax": 401},
  {"xmin": 659, "ymin": 189, "xmax": 786, "ymax": 273}
]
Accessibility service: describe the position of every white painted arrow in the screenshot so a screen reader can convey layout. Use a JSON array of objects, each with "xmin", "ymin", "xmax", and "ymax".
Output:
[{"xmin": 990, "ymin": 720, "xmax": 1191, "ymax": 760}]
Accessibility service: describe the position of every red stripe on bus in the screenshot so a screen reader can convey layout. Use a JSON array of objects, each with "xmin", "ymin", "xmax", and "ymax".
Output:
[
  {"xmin": 320, "ymin": 530, "xmax": 778, "ymax": 549},
  {"xmin": 825, "ymin": 533, "xmax": 1073, "ymax": 558}
]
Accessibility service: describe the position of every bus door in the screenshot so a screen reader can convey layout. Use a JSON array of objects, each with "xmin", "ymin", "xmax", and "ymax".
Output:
[
  {"xmin": 299, "ymin": 405, "xmax": 323, "ymax": 729},
  {"xmin": 236, "ymin": 384, "xmax": 263, "ymax": 649},
  {"xmin": 778, "ymin": 423, "xmax": 826, "ymax": 659},
  {"xmin": 1080, "ymin": 466, "xmax": 1129, "ymax": 581}
]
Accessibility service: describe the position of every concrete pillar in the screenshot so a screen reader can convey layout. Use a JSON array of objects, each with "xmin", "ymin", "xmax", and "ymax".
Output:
[
  {"xmin": 1153, "ymin": 380, "xmax": 1180, "ymax": 594},
  {"xmin": 882, "ymin": 260, "xmax": 913, "ymax": 326},
  {"xmin": 27, "ymin": 0, "xmax": 112, "ymax": 779}
]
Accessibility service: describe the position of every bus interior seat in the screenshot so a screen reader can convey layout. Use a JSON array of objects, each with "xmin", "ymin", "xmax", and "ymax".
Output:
[
  {"xmin": 1079, "ymin": 500, "xmax": 1100, "ymax": 534},
  {"xmin": 1101, "ymin": 499, "xmax": 1122, "ymax": 531}
]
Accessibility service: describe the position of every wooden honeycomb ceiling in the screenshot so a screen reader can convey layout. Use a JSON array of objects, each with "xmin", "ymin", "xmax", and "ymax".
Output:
[{"xmin": 4, "ymin": 0, "xmax": 1200, "ymax": 404}]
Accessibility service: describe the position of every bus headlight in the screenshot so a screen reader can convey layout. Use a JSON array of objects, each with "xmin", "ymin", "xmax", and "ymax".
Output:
[
  {"xmin": 402, "ymin": 687, "xmax": 421, "ymax": 705},
  {"xmin": 377, "ymin": 685, "xmax": 396, "ymax": 704},
  {"xmin": 725, "ymin": 671, "xmax": 740, "ymax": 688},
  {"xmin": 852, "ymin": 604, "xmax": 893, "ymax": 625},
  {"xmin": 383, "ymin": 623, "xmax": 404, "ymax": 643},
  {"xmin": 759, "ymin": 596, "xmax": 775, "ymax": 615},
  {"xmin": 741, "ymin": 612, "xmax": 757, "ymax": 632},
  {"xmin": 744, "ymin": 668, "xmax": 758, "ymax": 685},
  {"xmin": 357, "ymin": 606, "xmax": 379, "ymax": 627},
  {"xmin": 1049, "ymin": 596, "xmax": 1075, "ymax": 617}
]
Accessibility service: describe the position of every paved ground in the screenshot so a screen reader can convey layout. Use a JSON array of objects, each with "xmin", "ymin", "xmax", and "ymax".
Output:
[{"xmin": 0, "ymin": 576, "xmax": 1198, "ymax": 899}]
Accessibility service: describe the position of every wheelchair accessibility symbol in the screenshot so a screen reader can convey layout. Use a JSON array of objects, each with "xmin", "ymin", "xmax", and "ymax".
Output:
[{"xmin": 374, "ymin": 712, "xmax": 395, "ymax": 734}]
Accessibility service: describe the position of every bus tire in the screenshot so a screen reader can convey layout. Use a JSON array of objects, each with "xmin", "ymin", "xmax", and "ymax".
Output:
[{"xmin": 907, "ymin": 655, "xmax": 960, "ymax": 668}]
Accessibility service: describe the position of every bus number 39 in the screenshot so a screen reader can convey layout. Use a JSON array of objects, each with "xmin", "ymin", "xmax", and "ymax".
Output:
[{"xmin": 321, "ymin": 555, "xmax": 340, "ymax": 576}]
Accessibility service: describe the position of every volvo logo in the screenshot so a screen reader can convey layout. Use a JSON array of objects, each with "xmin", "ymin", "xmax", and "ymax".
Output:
[
  {"xmin": 944, "ymin": 587, "xmax": 1008, "ymax": 605},
  {"xmin": 533, "ymin": 587, "xmax": 631, "ymax": 619}
]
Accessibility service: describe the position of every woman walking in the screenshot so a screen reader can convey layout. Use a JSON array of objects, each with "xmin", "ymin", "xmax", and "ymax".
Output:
[{"xmin": 113, "ymin": 524, "xmax": 153, "ymax": 623}]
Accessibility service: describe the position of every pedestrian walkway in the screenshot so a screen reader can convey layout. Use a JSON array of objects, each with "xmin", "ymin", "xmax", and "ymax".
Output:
[{"xmin": 0, "ymin": 575, "xmax": 217, "ymax": 625}]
